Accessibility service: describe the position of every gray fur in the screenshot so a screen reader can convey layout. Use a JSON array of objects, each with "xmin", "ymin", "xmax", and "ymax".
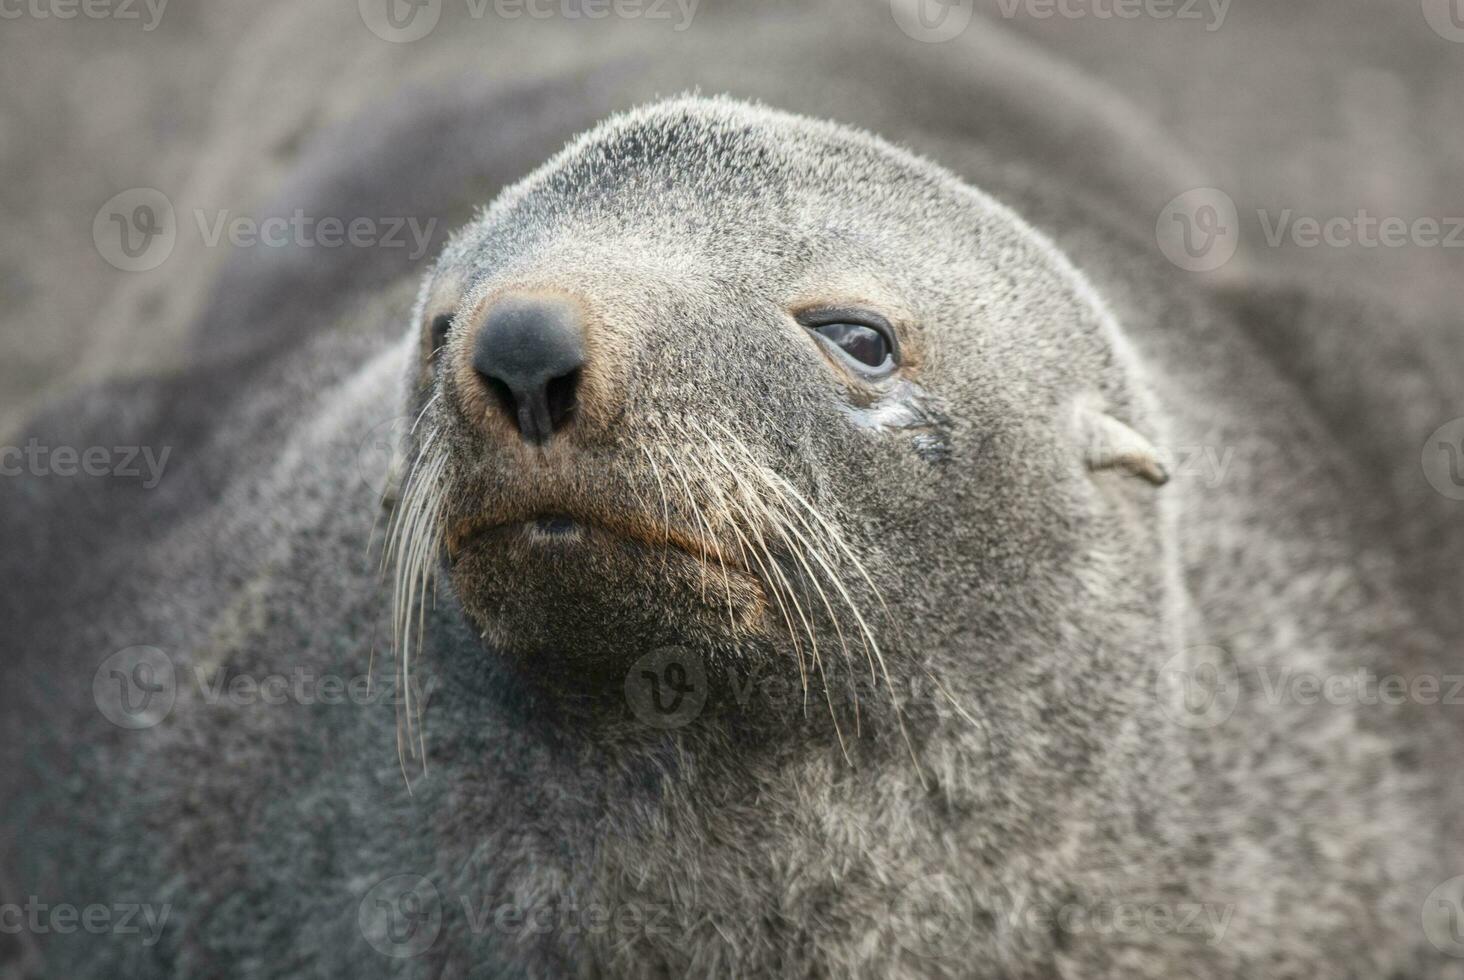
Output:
[{"xmin": 3, "ymin": 7, "xmax": 1461, "ymax": 979}]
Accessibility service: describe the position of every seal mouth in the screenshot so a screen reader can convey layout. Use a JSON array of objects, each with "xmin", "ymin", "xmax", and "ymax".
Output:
[
  {"xmin": 532, "ymin": 514, "xmax": 577, "ymax": 536},
  {"xmin": 445, "ymin": 505, "xmax": 756, "ymax": 580},
  {"xmin": 458, "ymin": 514, "xmax": 589, "ymax": 547}
]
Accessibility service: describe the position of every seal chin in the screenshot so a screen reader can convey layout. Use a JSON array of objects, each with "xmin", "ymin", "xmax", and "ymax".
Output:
[{"xmin": 444, "ymin": 502, "xmax": 768, "ymax": 674}]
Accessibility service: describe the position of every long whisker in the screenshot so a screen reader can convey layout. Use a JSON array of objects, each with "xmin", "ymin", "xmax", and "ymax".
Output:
[
  {"xmin": 767, "ymin": 474, "xmax": 925, "ymax": 782},
  {"xmin": 683, "ymin": 417, "xmax": 863, "ymax": 759},
  {"xmin": 375, "ymin": 391, "xmax": 442, "ymax": 573},
  {"xmin": 642, "ymin": 447, "xmax": 676, "ymax": 581},
  {"xmin": 382, "ymin": 422, "xmax": 448, "ymax": 794},
  {"xmin": 659, "ymin": 435, "xmax": 737, "ymax": 628},
  {"xmin": 708, "ymin": 419, "xmax": 924, "ymax": 784},
  {"xmin": 682, "ymin": 420, "xmax": 818, "ymax": 702},
  {"xmin": 682, "ymin": 421, "xmax": 814, "ymax": 710},
  {"xmin": 755, "ymin": 497, "xmax": 861, "ymax": 749}
]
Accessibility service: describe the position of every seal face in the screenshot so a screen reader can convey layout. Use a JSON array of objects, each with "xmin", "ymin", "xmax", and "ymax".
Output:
[{"xmin": 389, "ymin": 97, "xmax": 1171, "ymax": 714}]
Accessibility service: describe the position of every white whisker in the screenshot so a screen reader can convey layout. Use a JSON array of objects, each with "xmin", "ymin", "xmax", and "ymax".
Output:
[{"xmin": 382, "ymin": 421, "xmax": 448, "ymax": 793}]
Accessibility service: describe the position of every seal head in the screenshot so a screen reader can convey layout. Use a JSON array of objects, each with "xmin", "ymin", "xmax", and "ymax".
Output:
[{"xmin": 391, "ymin": 96, "xmax": 1170, "ymax": 717}]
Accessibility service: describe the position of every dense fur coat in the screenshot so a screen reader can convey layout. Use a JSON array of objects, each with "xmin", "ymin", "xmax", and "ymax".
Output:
[{"xmin": 3, "ymin": 3, "xmax": 1462, "ymax": 978}]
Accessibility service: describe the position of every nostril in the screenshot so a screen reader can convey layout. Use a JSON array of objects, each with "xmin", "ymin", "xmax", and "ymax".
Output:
[
  {"xmin": 544, "ymin": 368, "xmax": 580, "ymax": 430},
  {"xmin": 482, "ymin": 374, "xmax": 518, "ymax": 427}
]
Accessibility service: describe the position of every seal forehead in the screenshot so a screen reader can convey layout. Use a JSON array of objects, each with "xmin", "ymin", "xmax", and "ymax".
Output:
[
  {"xmin": 439, "ymin": 96, "xmax": 980, "ymax": 302},
  {"xmin": 492, "ymin": 99, "xmax": 942, "ymax": 237}
]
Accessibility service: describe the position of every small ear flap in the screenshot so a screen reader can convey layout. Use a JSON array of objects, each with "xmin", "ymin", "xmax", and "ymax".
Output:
[{"xmin": 1076, "ymin": 403, "xmax": 1169, "ymax": 486}]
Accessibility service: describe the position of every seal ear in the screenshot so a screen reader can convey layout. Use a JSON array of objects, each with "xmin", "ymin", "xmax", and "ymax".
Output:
[{"xmin": 1074, "ymin": 402, "xmax": 1169, "ymax": 486}]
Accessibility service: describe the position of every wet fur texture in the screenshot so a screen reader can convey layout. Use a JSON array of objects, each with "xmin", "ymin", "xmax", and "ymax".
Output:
[{"xmin": 3, "ymin": 6, "xmax": 1462, "ymax": 979}]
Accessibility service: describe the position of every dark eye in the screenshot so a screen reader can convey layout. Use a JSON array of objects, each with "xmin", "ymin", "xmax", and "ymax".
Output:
[
  {"xmin": 428, "ymin": 313, "xmax": 454, "ymax": 356},
  {"xmin": 805, "ymin": 316, "xmax": 897, "ymax": 376}
]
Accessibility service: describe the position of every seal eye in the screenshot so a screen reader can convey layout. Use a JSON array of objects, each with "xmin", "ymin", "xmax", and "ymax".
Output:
[
  {"xmin": 815, "ymin": 323, "xmax": 890, "ymax": 370},
  {"xmin": 802, "ymin": 313, "xmax": 897, "ymax": 377},
  {"xmin": 429, "ymin": 313, "xmax": 454, "ymax": 357}
]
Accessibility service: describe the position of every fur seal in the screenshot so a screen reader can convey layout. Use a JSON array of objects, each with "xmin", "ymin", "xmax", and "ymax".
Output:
[{"xmin": 3, "ymin": 11, "xmax": 1461, "ymax": 980}]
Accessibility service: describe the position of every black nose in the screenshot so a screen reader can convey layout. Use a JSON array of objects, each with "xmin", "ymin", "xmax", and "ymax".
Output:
[{"xmin": 471, "ymin": 296, "xmax": 585, "ymax": 445}]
